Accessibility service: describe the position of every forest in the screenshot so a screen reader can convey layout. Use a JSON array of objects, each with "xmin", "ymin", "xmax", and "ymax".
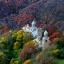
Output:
[{"xmin": 0, "ymin": 0, "xmax": 64, "ymax": 64}]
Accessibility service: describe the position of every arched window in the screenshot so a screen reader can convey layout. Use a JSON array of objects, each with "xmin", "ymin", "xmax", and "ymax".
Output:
[{"xmin": 45, "ymin": 40, "xmax": 47, "ymax": 43}]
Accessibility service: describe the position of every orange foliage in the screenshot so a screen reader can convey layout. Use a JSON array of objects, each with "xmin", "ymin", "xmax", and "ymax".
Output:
[
  {"xmin": 19, "ymin": 41, "xmax": 37, "ymax": 61},
  {"xmin": 0, "ymin": 24, "xmax": 9, "ymax": 34},
  {"xmin": 19, "ymin": 45, "xmax": 36, "ymax": 61},
  {"xmin": 19, "ymin": 51, "xmax": 28, "ymax": 61},
  {"xmin": 52, "ymin": 37, "xmax": 62, "ymax": 44},
  {"xmin": 60, "ymin": 36, "xmax": 64, "ymax": 40},
  {"xmin": 24, "ymin": 46, "xmax": 36, "ymax": 54},
  {"xmin": 49, "ymin": 31, "xmax": 61, "ymax": 41}
]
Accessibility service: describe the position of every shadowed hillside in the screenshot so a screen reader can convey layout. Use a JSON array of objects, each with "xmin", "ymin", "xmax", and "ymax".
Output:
[{"xmin": 0, "ymin": 0, "xmax": 64, "ymax": 33}]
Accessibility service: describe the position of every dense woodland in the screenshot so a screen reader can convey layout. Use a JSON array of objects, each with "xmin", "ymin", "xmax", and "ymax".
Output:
[
  {"xmin": 0, "ymin": 29, "xmax": 64, "ymax": 64},
  {"xmin": 0, "ymin": 0, "xmax": 64, "ymax": 64},
  {"xmin": 0, "ymin": 0, "xmax": 64, "ymax": 34}
]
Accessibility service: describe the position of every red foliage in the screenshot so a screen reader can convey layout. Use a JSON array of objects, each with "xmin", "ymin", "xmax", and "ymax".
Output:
[
  {"xmin": 49, "ymin": 31, "xmax": 61, "ymax": 41},
  {"xmin": 52, "ymin": 37, "xmax": 62, "ymax": 44},
  {"xmin": 0, "ymin": 22, "xmax": 9, "ymax": 34},
  {"xmin": 39, "ymin": 24, "xmax": 57, "ymax": 36}
]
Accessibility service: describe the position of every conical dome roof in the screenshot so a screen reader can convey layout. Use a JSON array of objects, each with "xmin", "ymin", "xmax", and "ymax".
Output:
[
  {"xmin": 44, "ymin": 30, "xmax": 48, "ymax": 37},
  {"xmin": 32, "ymin": 20, "xmax": 36, "ymax": 25}
]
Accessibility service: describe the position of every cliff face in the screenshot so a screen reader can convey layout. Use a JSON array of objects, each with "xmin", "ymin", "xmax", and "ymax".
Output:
[{"xmin": 0, "ymin": 0, "xmax": 64, "ymax": 33}]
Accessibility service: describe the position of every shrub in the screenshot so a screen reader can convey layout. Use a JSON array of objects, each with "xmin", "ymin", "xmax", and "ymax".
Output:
[
  {"xmin": 19, "ymin": 40, "xmax": 37, "ymax": 62},
  {"xmin": 23, "ymin": 59, "xmax": 32, "ymax": 64},
  {"xmin": 34, "ymin": 45, "xmax": 57, "ymax": 64},
  {"xmin": 16, "ymin": 30, "xmax": 24, "ymax": 35},
  {"xmin": 13, "ymin": 42, "xmax": 20, "ymax": 49},
  {"xmin": 56, "ymin": 40, "xmax": 64, "ymax": 49},
  {"xmin": 24, "ymin": 46, "xmax": 36, "ymax": 54},
  {"xmin": 0, "ymin": 30, "xmax": 34, "ymax": 64},
  {"xmin": 19, "ymin": 50, "xmax": 29, "ymax": 61},
  {"xmin": 19, "ymin": 45, "xmax": 36, "ymax": 61},
  {"xmin": 51, "ymin": 49, "xmax": 59, "ymax": 57},
  {"xmin": 53, "ymin": 40, "xmax": 64, "ymax": 59},
  {"xmin": 49, "ymin": 31, "xmax": 61, "ymax": 41},
  {"xmin": 10, "ymin": 58, "xmax": 19, "ymax": 64},
  {"xmin": 52, "ymin": 37, "xmax": 62, "ymax": 44},
  {"xmin": 35, "ymin": 52, "xmax": 43, "ymax": 61},
  {"xmin": 23, "ymin": 32, "xmax": 34, "ymax": 44},
  {"xmin": 39, "ymin": 57, "xmax": 57, "ymax": 64},
  {"xmin": 0, "ymin": 51, "xmax": 4, "ymax": 59},
  {"xmin": 56, "ymin": 49, "xmax": 64, "ymax": 59},
  {"xmin": 24, "ymin": 40, "xmax": 38, "ymax": 48},
  {"xmin": 23, "ymin": 40, "xmax": 38, "ymax": 54}
]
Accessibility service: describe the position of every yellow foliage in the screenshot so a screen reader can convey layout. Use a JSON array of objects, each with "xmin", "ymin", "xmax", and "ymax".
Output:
[
  {"xmin": 13, "ymin": 61, "xmax": 19, "ymax": 64},
  {"xmin": 13, "ymin": 42, "xmax": 20, "ymax": 49},
  {"xmin": 0, "ymin": 52, "xmax": 4, "ymax": 58},
  {"xmin": 16, "ymin": 34, "xmax": 23, "ymax": 41},
  {"xmin": 1, "ymin": 36, "xmax": 7, "ymax": 42},
  {"xmin": 35, "ymin": 52, "xmax": 43, "ymax": 61},
  {"xmin": 52, "ymin": 49, "xmax": 59, "ymax": 54},
  {"xmin": 10, "ymin": 58, "xmax": 14, "ymax": 64},
  {"xmin": 9, "ymin": 30, "xmax": 12, "ymax": 32},
  {"xmin": 12, "ymin": 30, "xmax": 24, "ymax": 40},
  {"xmin": 1, "ymin": 37, "xmax": 5, "ymax": 40},
  {"xmin": 16, "ymin": 30, "xmax": 24, "ymax": 41},
  {"xmin": 24, "ymin": 40, "xmax": 38, "ymax": 48},
  {"xmin": 17, "ymin": 30, "xmax": 24, "ymax": 35},
  {"xmin": 10, "ymin": 58, "xmax": 19, "ymax": 64},
  {"xmin": 23, "ymin": 59, "xmax": 32, "ymax": 64},
  {"xmin": 14, "ymin": 42, "xmax": 20, "ymax": 46},
  {"xmin": 12, "ymin": 33, "xmax": 17, "ymax": 38}
]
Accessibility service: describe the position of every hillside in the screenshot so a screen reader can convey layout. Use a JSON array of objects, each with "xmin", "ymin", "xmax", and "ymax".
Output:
[{"xmin": 0, "ymin": 0, "xmax": 64, "ymax": 33}]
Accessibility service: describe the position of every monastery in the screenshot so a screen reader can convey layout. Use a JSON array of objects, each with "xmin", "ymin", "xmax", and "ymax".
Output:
[{"xmin": 22, "ymin": 21, "xmax": 50, "ymax": 50}]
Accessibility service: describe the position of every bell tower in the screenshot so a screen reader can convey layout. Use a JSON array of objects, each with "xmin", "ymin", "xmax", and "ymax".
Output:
[
  {"xmin": 42, "ymin": 30, "xmax": 49, "ymax": 50},
  {"xmin": 30, "ymin": 20, "xmax": 37, "ymax": 32},
  {"xmin": 32, "ymin": 20, "xmax": 36, "ymax": 27}
]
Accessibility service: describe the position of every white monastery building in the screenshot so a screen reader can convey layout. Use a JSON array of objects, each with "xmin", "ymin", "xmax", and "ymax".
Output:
[{"xmin": 22, "ymin": 20, "xmax": 50, "ymax": 50}]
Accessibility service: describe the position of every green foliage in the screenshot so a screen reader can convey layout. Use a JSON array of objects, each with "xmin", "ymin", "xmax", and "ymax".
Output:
[
  {"xmin": 1, "ymin": 29, "xmax": 64, "ymax": 64},
  {"xmin": 57, "ymin": 60, "xmax": 64, "ymax": 64},
  {"xmin": 62, "ymin": 32, "xmax": 64, "ymax": 36},
  {"xmin": 19, "ymin": 40, "xmax": 38, "ymax": 62},
  {"xmin": 56, "ymin": 41, "xmax": 64, "ymax": 49},
  {"xmin": 52, "ymin": 40, "xmax": 64, "ymax": 59},
  {"xmin": 0, "ymin": 30, "xmax": 34, "ymax": 64},
  {"xmin": 33, "ymin": 46, "xmax": 58, "ymax": 64},
  {"xmin": 10, "ymin": 58, "xmax": 19, "ymax": 64},
  {"xmin": 38, "ymin": 57, "xmax": 57, "ymax": 64}
]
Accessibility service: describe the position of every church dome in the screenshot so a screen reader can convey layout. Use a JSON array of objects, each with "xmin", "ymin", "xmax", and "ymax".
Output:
[
  {"xmin": 44, "ymin": 30, "xmax": 48, "ymax": 37},
  {"xmin": 26, "ymin": 24, "xmax": 29, "ymax": 28},
  {"xmin": 32, "ymin": 21, "xmax": 36, "ymax": 25}
]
